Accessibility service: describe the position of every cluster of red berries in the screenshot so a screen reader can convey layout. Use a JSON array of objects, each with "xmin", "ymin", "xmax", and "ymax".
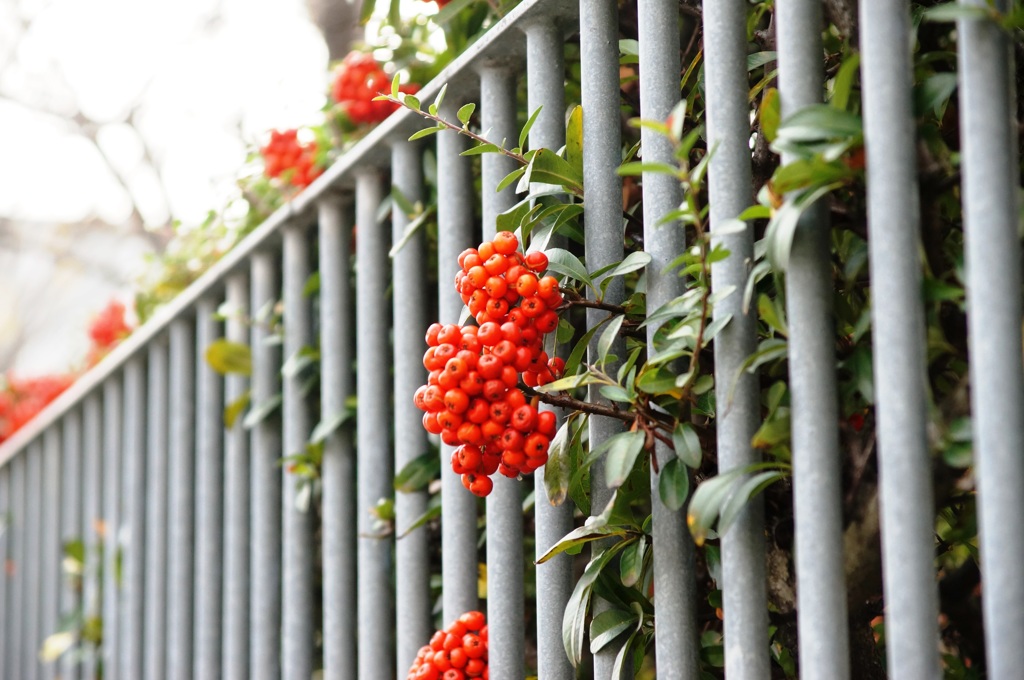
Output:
[
  {"xmin": 331, "ymin": 52, "xmax": 419, "ymax": 126},
  {"xmin": 407, "ymin": 611, "xmax": 488, "ymax": 680},
  {"xmin": 260, "ymin": 129, "xmax": 322, "ymax": 189},
  {"xmin": 0, "ymin": 299, "xmax": 134, "ymax": 444},
  {"xmin": 414, "ymin": 232, "xmax": 564, "ymax": 497},
  {"xmin": 0, "ymin": 374, "xmax": 74, "ymax": 443},
  {"xmin": 87, "ymin": 299, "xmax": 133, "ymax": 366}
]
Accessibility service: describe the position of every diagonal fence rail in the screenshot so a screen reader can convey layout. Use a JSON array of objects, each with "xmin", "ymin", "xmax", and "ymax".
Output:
[{"xmin": 0, "ymin": 1, "xmax": 1020, "ymax": 678}]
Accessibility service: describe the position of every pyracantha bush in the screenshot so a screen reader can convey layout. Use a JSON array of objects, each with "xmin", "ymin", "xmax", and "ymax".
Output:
[
  {"xmin": 414, "ymin": 232, "xmax": 563, "ymax": 496},
  {"xmin": 332, "ymin": 52, "xmax": 420, "ymax": 126},
  {"xmin": 406, "ymin": 610, "xmax": 488, "ymax": 680},
  {"xmin": 260, "ymin": 128, "xmax": 323, "ymax": 189}
]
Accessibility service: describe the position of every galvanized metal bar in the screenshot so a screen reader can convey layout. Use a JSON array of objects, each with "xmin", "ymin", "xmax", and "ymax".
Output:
[
  {"xmin": 319, "ymin": 197, "xmax": 358, "ymax": 680},
  {"xmin": 223, "ymin": 274, "xmax": 251, "ymax": 680},
  {"xmin": 59, "ymin": 409, "xmax": 84, "ymax": 680},
  {"xmin": 120, "ymin": 356, "xmax": 148, "ymax": 679},
  {"xmin": 579, "ymin": 0, "xmax": 627, "ymax": 676},
  {"xmin": 101, "ymin": 378, "xmax": 123, "ymax": 680},
  {"xmin": 390, "ymin": 142, "xmax": 432, "ymax": 677},
  {"xmin": 775, "ymin": 1, "xmax": 851, "ymax": 676},
  {"xmin": 702, "ymin": 1, "xmax": 771, "ymax": 677},
  {"xmin": 144, "ymin": 338, "xmax": 170, "ymax": 680},
  {"xmin": 23, "ymin": 440, "xmax": 42, "ymax": 680},
  {"xmin": 8, "ymin": 456, "xmax": 26, "ymax": 680},
  {"xmin": 859, "ymin": 1, "xmax": 942, "ymax": 676},
  {"xmin": 167, "ymin": 317, "xmax": 197, "ymax": 680},
  {"xmin": 355, "ymin": 169, "xmax": 397, "ymax": 678},
  {"xmin": 638, "ymin": 1, "xmax": 704, "ymax": 677},
  {"xmin": 956, "ymin": 2, "xmax": 1024, "ymax": 675},
  {"xmin": 0, "ymin": 463, "xmax": 8, "ymax": 675},
  {"xmin": 81, "ymin": 394, "xmax": 103, "ymax": 680},
  {"xmin": 250, "ymin": 250, "xmax": 283, "ymax": 680},
  {"xmin": 194, "ymin": 296, "xmax": 225, "ymax": 680},
  {"xmin": 480, "ymin": 61, "xmax": 527, "ymax": 680},
  {"xmin": 437, "ymin": 98, "xmax": 480, "ymax": 623},
  {"xmin": 282, "ymin": 224, "xmax": 315, "ymax": 680},
  {"xmin": 41, "ymin": 428, "xmax": 62, "ymax": 680},
  {"xmin": 522, "ymin": 20, "xmax": 575, "ymax": 680}
]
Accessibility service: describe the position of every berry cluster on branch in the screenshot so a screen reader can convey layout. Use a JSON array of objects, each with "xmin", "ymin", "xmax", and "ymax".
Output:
[
  {"xmin": 407, "ymin": 610, "xmax": 488, "ymax": 680},
  {"xmin": 260, "ymin": 129, "xmax": 322, "ymax": 189},
  {"xmin": 414, "ymin": 232, "xmax": 564, "ymax": 497}
]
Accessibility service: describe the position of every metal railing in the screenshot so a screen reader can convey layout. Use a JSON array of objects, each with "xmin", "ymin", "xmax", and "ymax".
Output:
[{"xmin": 0, "ymin": 1, "xmax": 1021, "ymax": 679}]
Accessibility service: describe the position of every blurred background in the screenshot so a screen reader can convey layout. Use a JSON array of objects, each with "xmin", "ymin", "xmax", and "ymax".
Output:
[{"xmin": 0, "ymin": 0, "xmax": 372, "ymax": 374}]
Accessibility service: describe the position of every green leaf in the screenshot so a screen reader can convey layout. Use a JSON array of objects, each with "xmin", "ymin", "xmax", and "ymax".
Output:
[
  {"xmin": 565, "ymin": 106, "xmax": 584, "ymax": 174},
  {"xmin": 543, "ymin": 417, "xmax": 573, "ymax": 506},
  {"xmin": 223, "ymin": 390, "xmax": 251, "ymax": 429},
  {"xmin": 310, "ymin": 408, "xmax": 354, "ymax": 445},
  {"xmin": 534, "ymin": 371, "xmax": 607, "ymax": 394},
  {"xmin": 457, "ymin": 103, "xmax": 476, "ymax": 125},
  {"xmin": 391, "ymin": 72, "xmax": 401, "ymax": 98},
  {"xmin": 397, "ymin": 496, "xmax": 442, "ymax": 538},
  {"xmin": 747, "ymin": 51, "xmax": 777, "ymax": 71},
  {"xmin": 604, "ymin": 431, "xmax": 646, "ymax": 488},
  {"xmin": 281, "ymin": 347, "xmax": 318, "ymax": 379},
  {"xmin": 565, "ymin": 323, "xmax": 603, "ymax": 377},
  {"xmin": 590, "ymin": 608, "xmax": 638, "ymax": 654},
  {"xmin": 829, "ymin": 52, "xmax": 860, "ymax": 111},
  {"xmin": 672, "ymin": 422, "xmax": 702, "ymax": 468},
  {"xmin": 528, "ymin": 148, "xmax": 584, "ymax": 193},
  {"xmin": 205, "ymin": 339, "xmax": 252, "ymax": 376},
  {"xmin": 394, "ymin": 451, "xmax": 440, "ymax": 493},
  {"xmin": 537, "ymin": 520, "xmax": 635, "ymax": 564},
  {"xmin": 765, "ymin": 182, "xmax": 841, "ymax": 271},
  {"xmin": 774, "ymin": 104, "xmax": 863, "ymax": 144},
  {"xmin": 922, "ymin": 3, "xmax": 993, "ymax": 23},
  {"xmin": 520, "ymin": 106, "xmax": 543, "ymax": 150},
  {"xmin": 545, "ymin": 247, "xmax": 594, "ymax": 287},
  {"xmin": 597, "ymin": 315, "xmax": 625, "ymax": 368},
  {"xmin": 496, "ymin": 166, "xmax": 527, "ymax": 193},
  {"xmin": 432, "ymin": 83, "xmax": 448, "ymax": 115},
  {"xmin": 597, "ymin": 251, "xmax": 652, "ymax": 282},
  {"xmin": 242, "ymin": 394, "xmax": 282, "ymax": 429},
  {"xmin": 618, "ymin": 534, "xmax": 646, "ymax": 587},
  {"xmin": 599, "ymin": 385, "xmax": 633, "ymax": 404},
  {"xmin": 658, "ymin": 457, "xmax": 690, "ymax": 511},
  {"xmin": 562, "ymin": 539, "xmax": 633, "ymax": 667},
  {"xmin": 617, "ymin": 161, "xmax": 679, "ymax": 177},
  {"xmin": 915, "ymin": 73, "xmax": 958, "ymax": 118},
  {"xmin": 460, "ymin": 143, "xmax": 503, "ymax": 156},
  {"xmin": 717, "ymin": 469, "xmax": 788, "ymax": 535},
  {"xmin": 389, "ymin": 205, "xmax": 435, "ymax": 257},
  {"xmin": 408, "ymin": 125, "xmax": 444, "ymax": 141},
  {"xmin": 402, "ymin": 94, "xmax": 421, "ymax": 111}
]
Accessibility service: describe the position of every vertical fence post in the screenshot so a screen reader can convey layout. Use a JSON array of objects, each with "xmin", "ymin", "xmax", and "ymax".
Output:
[
  {"xmin": 523, "ymin": 19, "xmax": 575, "ymax": 680},
  {"xmin": 579, "ymin": 0, "xmax": 627, "ymax": 675},
  {"xmin": 41, "ymin": 428, "xmax": 63, "ymax": 680},
  {"xmin": 223, "ymin": 274, "xmax": 252, "ymax": 680},
  {"xmin": 250, "ymin": 250, "xmax": 283, "ymax": 680},
  {"xmin": 195, "ymin": 296, "xmax": 226, "ymax": 680},
  {"xmin": 859, "ymin": 1, "xmax": 942, "ymax": 677},
  {"xmin": 480, "ymin": 60, "xmax": 527, "ymax": 680},
  {"xmin": 102, "ymin": 378, "xmax": 123, "ymax": 680},
  {"xmin": 956, "ymin": 2, "xmax": 1024, "ymax": 676},
  {"xmin": 144, "ymin": 338, "xmax": 170, "ymax": 680},
  {"xmin": 319, "ymin": 196, "xmax": 358, "ymax": 680},
  {"xmin": 282, "ymin": 224, "xmax": 315, "ymax": 680},
  {"xmin": 638, "ymin": 1, "xmax": 704, "ymax": 676},
  {"xmin": 775, "ymin": 1, "xmax": 851, "ymax": 676},
  {"xmin": 390, "ymin": 141, "xmax": 433, "ymax": 677},
  {"xmin": 168, "ymin": 317, "xmax": 197, "ymax": 680},
  {"xmin": 355, "ymin": 168, "xmax": 397, "ymax": 678},
  {"xmin": 702, "ymin": 1, "xmax": 771, "ymax": 677},
  {"xmin": 121, "ymin": 356, "xmax": 148, "ymax": 680},
  {"xmin": 24, "ymin": 441, "xmax": 42, "ymax": 680},
  {"xmin": 437, "ymin": 99, "xmax": 480, "ymax": 623},
  {"xmin": 60, "ymin": 409, "xmax": 84, "ymax": 680},
  {"xmin": 0, "ymin": 462, "xmax": 8, "ymax": 676},
  {"xmin": 8, "ymin": 456, "xmax": 26, "ymax": 680},
  {"xmin": 81, "ymin": 394, "xmax": 103, "ymax": 679}
]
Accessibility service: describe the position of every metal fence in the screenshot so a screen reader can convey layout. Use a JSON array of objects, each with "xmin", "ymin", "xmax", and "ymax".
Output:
[{"xmin": 0, "ymin": 0, "xmax": 1020, "ymax": 679}]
